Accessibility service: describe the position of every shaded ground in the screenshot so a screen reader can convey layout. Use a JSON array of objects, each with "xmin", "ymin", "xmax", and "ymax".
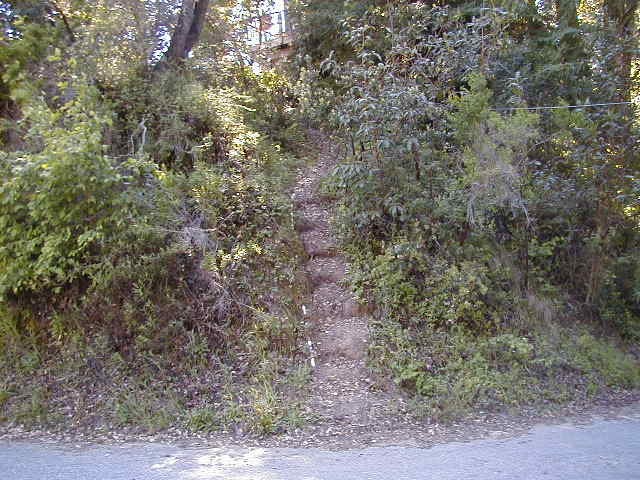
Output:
[{"xmin": 3, "ymin": 409, "xmax": 640, "ymax": 480}]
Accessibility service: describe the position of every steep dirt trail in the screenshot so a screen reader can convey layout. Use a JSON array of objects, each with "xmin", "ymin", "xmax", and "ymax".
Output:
[{"xmin": 292, "ymin": 131, "xmax": 405, "ymax": 436}]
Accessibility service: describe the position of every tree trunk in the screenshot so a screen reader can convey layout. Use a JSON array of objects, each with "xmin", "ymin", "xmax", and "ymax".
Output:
[
  {"xmin": 554, "ymin": 0, "xmax": 583, "ymax": 63},
  {"xmin": 164, "ymin": 0, "xmax": 210, "ymax": 64},
  {"xmin": 603, "ymin": 0, "xmax": 638, "ymax": 102}
]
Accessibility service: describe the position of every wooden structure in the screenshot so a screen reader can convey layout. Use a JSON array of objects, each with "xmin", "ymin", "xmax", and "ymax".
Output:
[{"xmin": 246, "ymin": 4, "xmax": 294, "ymax": 62}]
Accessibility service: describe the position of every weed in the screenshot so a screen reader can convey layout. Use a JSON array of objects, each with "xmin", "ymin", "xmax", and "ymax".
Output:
[
  {"xmin": 183, "ymin": 330, "xmax": 211, "ymax": 369},
  {"xmin": 19, "ymin": 350, "xmax": 41, "ymax": 375},
  {"xmin": 250, "ymin": 409, "xmax": 279, "ymax": 435},
  {"xmin": 0, "ymin": 307, "xmax": 22, "ymax": 351},
  {"xmin": 247, "ymin": 382, "xmax": 281, "ymax": 435},
  {"xmin": 286, "ymin": 364, "xmax": 312, "ymax": 391},
  {"xmin": 185, "ymin": 407, "xmax": 221, "ymax": 432},
  {"xmin": 282, "ymin": 402, "xmax": 307, "ymax": 430},
  {"xmin": 15, "ymin": 387, "xmax": 49, "ymax": 425},
  {"xmin": 248, "ymin": 311, "xmax": 300, "ymax": 358},
  {"xmin": 0, "ymin": 387, "xmax": 11, "ymax": 420},
  {"xmin": 113, "ymin": 388, "xmax": 179, "ymax": 433}
]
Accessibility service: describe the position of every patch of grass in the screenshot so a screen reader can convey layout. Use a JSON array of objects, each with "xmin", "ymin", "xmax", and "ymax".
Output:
[
  {"xmin": 185, "ymin": 407, "xmax": 221, "ymax": 432},
  {"xmin": 18, "ymin": 350, "xmax": 42, "ymax": 375},
  {"xmin": 0, "ymin": 389, "xmax": 10, "ymax": 407},
  {"xmin": 567, "ymin": 334, "xmax": 640, "ymax": 388},
  {"xmin": 15, "ymin": 387, "xmax": 49, "ymax": 425},
  {"xmin": 113, "ymin": 388, "xmax": 180, "ymax": 433},
  {"xmin": 234, "ymin": 360, "xmax": 312, "ymax": 435},
  {"xmin": 0, "ymin": 307, "xmax": 22, "ymax": 353},
  {"xmin": 282, "ymin": 402, "xmax": 307, "ymax": 430},
  {"xmin": 286, "ymin": 364, "xmax": 312, "ymax": 391},
  {"xmin": 247, "ymin": 311, "xmax": 300, "ymax": 358},
  {"xmin": 247, "ymin": 383, "xmax": 281, "ymax": 435}
]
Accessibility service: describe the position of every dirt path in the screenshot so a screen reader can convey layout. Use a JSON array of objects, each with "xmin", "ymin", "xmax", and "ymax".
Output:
[{"xmin": 292, "ymin": 131, "xmax": 406, "ymax": 435}]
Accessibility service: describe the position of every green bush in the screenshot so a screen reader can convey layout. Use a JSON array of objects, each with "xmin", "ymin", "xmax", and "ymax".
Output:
[
  {"xmin": 0, "ymin": 84, "xmax": 148, "ymax": 298},
  {"xmin": 311, "ymin": 3, "xmax": 640, "ymax": 414}
]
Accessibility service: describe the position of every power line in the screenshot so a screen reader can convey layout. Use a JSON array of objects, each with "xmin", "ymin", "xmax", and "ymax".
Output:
[{"xmin": 493, "ymin": 101, "xmax": 636, "ymax": 112}]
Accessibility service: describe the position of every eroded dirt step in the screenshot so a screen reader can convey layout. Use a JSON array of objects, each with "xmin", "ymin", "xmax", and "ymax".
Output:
[
  {"xmin": 305, "ymin": 257, "xmax": 346, "ymax": 287},
  {"xmin": 295, "ymin": 208, "xmax": 332, "ymax": 233},
  {"xmin": 292, "ymin": 184, "xmax": 333, "ymax": 208},
  {"xmin": 299, "ymin": 226, "xmax": 338, "ymax": 257},
  {"xmin": 309, "ymin": 359, "xmax": 405, "ymax": 421},
  {"xmin": 293, "ymin": 130, "xmax": 400, "ymax": 429},
  {"xmin": 312, "ymin": 360, "xmax": 372, "ymax": 391},
  {"xmin": 313, "ymin": 318, "xmax": 369, "ymax": 361},
  {"xmin": 310, "ymin": 283, "xmax": 362, "ymax": 318},
  {"xmin": 292, "ymin": 192, "xmax": 326, "ymax": 208}
]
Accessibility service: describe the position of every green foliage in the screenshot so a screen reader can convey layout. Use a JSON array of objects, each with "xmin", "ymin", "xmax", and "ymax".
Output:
[
  {"xmin": 0, "ymin": 21, "xmax": 56, "ymax": 95},
  {"xmin": 569, "ymin": 334, "xmax": 640, "ymax": 388},
  {"xmin": 247, "ymin": 382, "xmax": 281, "ymax": 435},
  {"xmin": 302, "ymin": 0, "xmax": 640, "ymax": 416},
  {"xmin": 1, "ymin": 0, "xmax": 638, "ymax": 431},
  {"xmin": 372, "ymin": 315, "xmax": 639, "ymax": 418},
  {"xmin": 186, "ymin": 407, "xmax": 221, "ymax": 432},
  {"xmin": 15, "ymin": 387, "xmax": 50, "ymax": 425},
  {"xmin": 370, "ymin": 320, "xmax": 538, "ymax": 417},
  {"xmin": 0, "ymin": 3, "xmax": 309, "ymax": 434},
  {"xmin": 113, "ymin": 387, "xmax": 179, "ymax": 432},
  {"xmin": 451, "ymin": 74, "xmax": 540, "ymax": 230},
  {"xmin": 248, "ymin": 312, "xmax": 300, "ymax": 358},
  {"xmin": 0, "ymin": 84, "xmax": 145, "ymax": 297}
]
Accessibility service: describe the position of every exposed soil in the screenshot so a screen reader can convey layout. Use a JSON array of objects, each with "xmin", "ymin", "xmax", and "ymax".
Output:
[{"xmin": 291, "ymin": 130, "xmax": 408, "ymax": 434}]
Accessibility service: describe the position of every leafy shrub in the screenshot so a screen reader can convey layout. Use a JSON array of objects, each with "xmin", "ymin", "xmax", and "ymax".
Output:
[
  {"xmin": 306, "ymin": 1, "xmax": 640, "ymax": 416},
  {"xmin": 0, "ymin": 84, "xmax": 148, "ymax": 298},
  {"xmin": 0, "ymin": 49, "xmax": 307, "ymax": 432}
]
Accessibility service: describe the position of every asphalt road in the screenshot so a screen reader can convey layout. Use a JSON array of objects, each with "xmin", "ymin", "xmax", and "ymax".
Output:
[{"xmin": 2, "ymin": 416, "xmax": 640, "ymax": 480}]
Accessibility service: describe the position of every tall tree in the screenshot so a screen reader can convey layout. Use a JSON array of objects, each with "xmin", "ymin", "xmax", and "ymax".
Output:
[{"xmin": 164, "ymin": 0, "xmax": 210, "ymax": 63}]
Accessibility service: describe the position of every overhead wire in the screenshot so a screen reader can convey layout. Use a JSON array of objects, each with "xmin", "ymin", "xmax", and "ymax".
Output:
[{"xmin": 493, "ymin": 101, "xmax": 637, "ymax": 112}]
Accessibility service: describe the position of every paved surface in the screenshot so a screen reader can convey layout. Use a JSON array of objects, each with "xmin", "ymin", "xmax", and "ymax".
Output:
[{"xmin": 2, "ymin": 417, "xmax": 640, "ymax": 479}]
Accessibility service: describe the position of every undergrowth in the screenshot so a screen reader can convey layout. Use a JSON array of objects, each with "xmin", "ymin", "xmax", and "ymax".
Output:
[
  {"xmin": 303, "ymin": 2, "xmax": 640, "ymax": 419},
  {"xmin": 0, "ymin": 45, "xmax": 311, "ymax": 434}
]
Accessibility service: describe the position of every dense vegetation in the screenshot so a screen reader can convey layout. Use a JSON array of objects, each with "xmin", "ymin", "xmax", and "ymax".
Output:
[
  {"xmin": 0, "ymin": 0, "xmax": 638, "ymax": 433},
  {"xmin": 0, "ymin": 0, "xmax": 309, "ymax": 433},
  {"xmin": 294, "ymin": 0, "xmax": 640, "ymax": 416}
]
